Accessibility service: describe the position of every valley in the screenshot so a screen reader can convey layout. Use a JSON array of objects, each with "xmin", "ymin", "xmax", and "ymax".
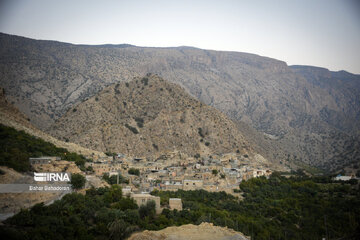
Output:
[{"xmin": 0, "ymin": 32, "xmax": 359, "ymax": 240}]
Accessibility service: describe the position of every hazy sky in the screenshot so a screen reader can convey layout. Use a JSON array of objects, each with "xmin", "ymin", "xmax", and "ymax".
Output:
[{"xmin": 0, "ymin": 0, "xmax": 359, "ymax": 73}]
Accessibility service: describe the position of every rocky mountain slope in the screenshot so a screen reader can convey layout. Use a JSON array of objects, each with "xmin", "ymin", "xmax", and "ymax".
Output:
[
  {"xmin": 0, "ymin": 87, "xmax": 105, "ymax": 160},
  {"xmin": 1, "ymin": 33, "xmax": 359, "ymax": 170},
  {"xmin": 290, "ymin": 65, "xmax": 360, "ymax": 135},
  {"xmin": 49, "ymin": 74, "xmax": 253, "ymax": 159}
]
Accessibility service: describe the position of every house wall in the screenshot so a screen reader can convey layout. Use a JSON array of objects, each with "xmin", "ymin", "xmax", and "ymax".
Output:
[
  {"xmin": 183, "ymin": 179, "xmax": 203, "ymax": 190},
  {"xmin": 169, "ymin": 198, "xmax": 182, "ymax": 211}
]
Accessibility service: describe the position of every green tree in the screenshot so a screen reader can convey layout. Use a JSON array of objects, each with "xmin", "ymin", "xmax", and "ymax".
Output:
[
  {"xmin": 70, "ymin": 173, "xmax": 86, "ymax": 190},
  {"xmin": 104, "ymin": 185, "xmax": 123, "ymax": 203},
  {"xmin": 112, "ymin": 197, "xmax": 138, "ymax": 211},
  {"xmin": 108, "ymin": 219, "xmax": 138, "ymax": 240},
  {"xmin": 139, "ymin": 200, "xmax": 156, "ymax": 219}
]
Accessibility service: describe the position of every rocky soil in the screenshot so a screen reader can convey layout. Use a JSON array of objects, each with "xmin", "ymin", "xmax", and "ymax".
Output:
[{"xmin": 127, "ymin": 222, "xmax": 249, "ymax": 240}]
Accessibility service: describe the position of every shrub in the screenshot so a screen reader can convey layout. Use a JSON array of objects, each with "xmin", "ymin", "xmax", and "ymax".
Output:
[
  {"xmin": 198, "ymin": 128, "xmax": 205, "ymax": 138},
  {"xmin": 128, "ymin": 168, "xmax": 140, "ymax": 176},
  {"xmin": 152, "ymin": 143, "xmax": 159, "ymax": 151},
  {"xmin": 86, "ymin": 166, "xmax": 94, "ymax": 172},
  {"xmin": 141, "ymin": 77, "xmax": 149, "ymax": 86},
  {"xmin": 134, "ymin": 117, "xmax": 144, "ymax": 128},
  {"xmin": 105, "ymin": 152, "xmax": 116, "ymax": 157},
  {"xmin": 125, "ymin": 124, "xmax": 139, "ymax": 134}
]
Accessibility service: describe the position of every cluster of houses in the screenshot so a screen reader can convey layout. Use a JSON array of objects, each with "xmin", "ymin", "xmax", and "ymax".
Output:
[{"xmin": 84, "ymin": 151, "xmax": 273, "ymax": 195}]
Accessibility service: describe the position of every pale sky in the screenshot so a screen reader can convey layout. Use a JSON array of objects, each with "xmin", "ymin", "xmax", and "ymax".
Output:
[{"xmin": 0, "ymin": 0, "xmax": 359, "ymax": 74}]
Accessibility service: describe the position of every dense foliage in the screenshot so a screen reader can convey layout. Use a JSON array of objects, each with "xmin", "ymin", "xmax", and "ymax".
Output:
[
  {"xmin": 152, "ymin": 174, "xmax": 360, "ymax": 240},
  {"xmin": 0, "ymin": 124, "xmax": 89, "ymax": 172},
  {"xmin": 0, "ymin": 174, "xmax": 359, "ymax": 240}
]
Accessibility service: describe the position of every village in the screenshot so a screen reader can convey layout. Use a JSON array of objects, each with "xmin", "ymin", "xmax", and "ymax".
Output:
[
  {"xmin": 27, "ymin": 151, "xmax": 359, "ymax": 215},
  {"xmin": 84, "ymin": 151, "xmax": 273, "ymax": 194}
]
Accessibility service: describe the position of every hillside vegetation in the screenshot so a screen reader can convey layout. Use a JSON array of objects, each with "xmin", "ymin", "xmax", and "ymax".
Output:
[{"xmin": 0, "ymin": 124, "xmax": 88, "ymax": 172}]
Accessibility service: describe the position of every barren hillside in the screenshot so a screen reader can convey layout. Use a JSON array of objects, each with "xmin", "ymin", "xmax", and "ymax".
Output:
[{"xmin": 50, "ymin": 74, "xmax": 253, "ymax": 159}]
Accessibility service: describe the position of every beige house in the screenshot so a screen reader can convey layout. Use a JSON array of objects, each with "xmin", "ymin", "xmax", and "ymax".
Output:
[
  {"xmin": 131, "ymin": 193, "xmax": 161, "ymax": 214},
  {"xmin": 29, "ymin": 156, "xmax": 61, "ymax": 165},
  {"xmin": 183, "ymin": 179, "xmax": 203, "ymax": 190},
  {"xmin": 169, "ymin": 198, "xmax": 182, "ymax": 211}
]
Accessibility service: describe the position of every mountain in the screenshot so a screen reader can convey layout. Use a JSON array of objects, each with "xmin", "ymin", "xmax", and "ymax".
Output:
[
  {"xmin": 49, "ymin": 74, "xmax": 255, "ymax": 159},
  {"xmin": 1, "ymin": 32, "xmax": 359, "ymax": 171},
  {"xmin": 290, "ymin": 65, "xmax": 360, "ymax": 135}
]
